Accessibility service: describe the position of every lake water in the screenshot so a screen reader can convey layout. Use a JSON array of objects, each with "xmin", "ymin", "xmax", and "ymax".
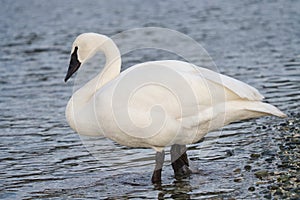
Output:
[{"xmin": 0, "ymin": 0, "xmax": 299, "ymax": 199}]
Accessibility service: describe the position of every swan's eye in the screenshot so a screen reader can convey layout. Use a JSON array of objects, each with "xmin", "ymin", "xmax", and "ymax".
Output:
[
  {"xmin": 72, "ymin": 46, "xmax": 78, "ymax": 56},
  {"xmin": 70, "ymin": 46, "xmax": 79, "ymax": 64}
]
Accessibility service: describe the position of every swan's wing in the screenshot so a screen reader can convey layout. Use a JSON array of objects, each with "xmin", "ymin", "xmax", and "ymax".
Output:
[
  {"xmin": 151, "ymin": 60, "xmax": 264, "ymax": 101},
  {"xmin": 195, "ymin": 66, "xmax": 264, "ymax": 101},
  {"xmin": 116, "ymin": 60, "xmax": 264, "ymax": 118}
]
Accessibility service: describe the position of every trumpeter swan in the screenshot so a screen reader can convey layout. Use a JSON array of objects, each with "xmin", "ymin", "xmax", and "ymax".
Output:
[{"xmin": 64, "ymin": 33, "xmax": 286, "ymax": 183}]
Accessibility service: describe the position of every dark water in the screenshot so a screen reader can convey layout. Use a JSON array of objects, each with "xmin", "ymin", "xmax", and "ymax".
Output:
[{"xmin": 1, "ymin": 0, "xmax": 299, "ymax": 199}]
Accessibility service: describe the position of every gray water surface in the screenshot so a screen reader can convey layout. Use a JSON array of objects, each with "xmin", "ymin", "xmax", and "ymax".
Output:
[{"xmin": 1, "ymin": 1, "xmax": 299, "ymax": 199}]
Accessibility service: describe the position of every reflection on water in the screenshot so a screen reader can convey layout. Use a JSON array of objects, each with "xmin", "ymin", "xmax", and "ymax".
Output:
[{"xmin": 0, "ymin": 0, "xmax": 299, "ymax": 199}]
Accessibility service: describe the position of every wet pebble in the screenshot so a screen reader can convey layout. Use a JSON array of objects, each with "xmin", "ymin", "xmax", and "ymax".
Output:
[
  {"xmin": 233, "ymin": 177, "xmax": 243, "ymax": 183},
  {"xmin": 267, "ymin": 184, "xmax": 279, "ymax": 190},
  {"xmin": 225, "ymin": 149, "xmax": 234, "ymax": 156},
  {"xmin": 250, "ymin": 153, "xmax": 260, "ymax": 159},
  {"xmin": 254, "ymin": 170, "xmax": 269, "ymax": 179},
  {"xmin": 248, "ymin": 186, "xmax": 255, "ymax": 192},
  {"xmin": 233, "ymin": 168, "xmax": 241, "ymax": 174},
  {"xmin": 244, "ymin": 165, "xmax": 251, "ymax": 171}
]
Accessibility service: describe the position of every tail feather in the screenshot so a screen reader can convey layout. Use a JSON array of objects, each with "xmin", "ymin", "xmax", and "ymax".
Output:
[
  {"xmin": 181, "ymin": 100, "xmax": 286, "ymax": 132},
  {"xmin": 245, "ymin": 102, "xmax": 287, "ymax": 118}
]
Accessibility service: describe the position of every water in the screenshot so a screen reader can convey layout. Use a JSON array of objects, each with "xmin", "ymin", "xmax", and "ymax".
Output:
[{"xmin": 1, "ymin": 0, "xmax": 299, "ymax": 199}]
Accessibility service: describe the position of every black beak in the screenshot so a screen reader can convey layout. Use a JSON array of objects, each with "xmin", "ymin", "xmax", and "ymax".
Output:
[{"xmin": 64, "ymin": 46, "xmax": 81, "ymax": 82}]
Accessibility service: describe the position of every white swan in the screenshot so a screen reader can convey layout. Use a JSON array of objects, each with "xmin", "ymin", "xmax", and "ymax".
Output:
[{"xmin": 64, "ymin": 33, "xmax": 286, "ymax": 183}]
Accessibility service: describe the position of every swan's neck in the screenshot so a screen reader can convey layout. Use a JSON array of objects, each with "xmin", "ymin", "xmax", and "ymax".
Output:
[
  {"xmin": 72, "ymin": 36, "xmax": 121, "ymax": 109},
  {"xmin": 88, "ymin": 37, "xmax": 121, "ymax": 91}
]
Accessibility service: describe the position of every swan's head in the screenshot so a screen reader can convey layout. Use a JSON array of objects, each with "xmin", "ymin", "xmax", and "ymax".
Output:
[{"xmin": 64, "ymin": 33, "xmax": 109, "ymax": 82}]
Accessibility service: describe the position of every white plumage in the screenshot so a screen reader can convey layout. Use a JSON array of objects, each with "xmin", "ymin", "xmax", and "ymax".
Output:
[{"xmin": 64, "ymin": 33, "xmax": 286, "ymax": 182}]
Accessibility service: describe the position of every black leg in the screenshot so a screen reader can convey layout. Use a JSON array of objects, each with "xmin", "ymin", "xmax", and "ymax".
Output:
[
  {"xmin": 151, "ymin": 150, "xmax": 165, "ymax": 183},
  {"xmin": 170, "ymin": 144, "xmax": 192, "ymax": 177}
]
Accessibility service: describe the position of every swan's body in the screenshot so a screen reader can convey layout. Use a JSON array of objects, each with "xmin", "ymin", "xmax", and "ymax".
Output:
[{"xmin": 65, "ymin": 33, "xmax": 286, "ymax": 182}]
